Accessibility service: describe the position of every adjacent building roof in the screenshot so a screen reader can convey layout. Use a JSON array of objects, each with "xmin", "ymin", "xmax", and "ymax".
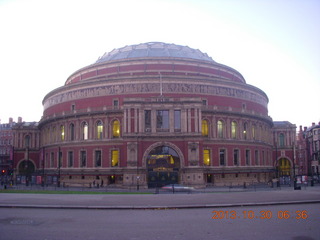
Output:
[{"xmin": 273, "ymin": 121, "xmax": 296, "ymax": 128}]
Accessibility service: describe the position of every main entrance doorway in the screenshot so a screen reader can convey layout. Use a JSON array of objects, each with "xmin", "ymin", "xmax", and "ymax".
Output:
[
  {"xmin": 18, "ymin": 160, "xmax": 35, "ymax": 176},
  {"xmin": 277, "ymin": 158, "xmax": 292, "ymax": 185},
  {"xmin": 278, "ymin": 158, "xmax": 291, "ymax": 177},
  {"xmin": 147, "ymin": 145, "xmax": 180, "ymax": 188},
  {"xmin": 18, "ymin": 160, "xmax": 35, "ymax": 185}
]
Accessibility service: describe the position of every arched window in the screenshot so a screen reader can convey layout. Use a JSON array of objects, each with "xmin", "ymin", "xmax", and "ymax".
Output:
[
  {"xmin": 82, "ymin": 122, "xmax": 88, "ymax": 140},
  {"xmin": 217, "ymin": 120, "xmax": 224, "ymax": 138},
  {"xmin": 243, "ymin": 122, "xmax": 247, "ymax": 139},
  {"xmin": 112, "ymin": 120, "xmax": 120, "ymax": 138},
  {"xmin": 96, "ymin": 121, "xmax": 103, "ymax": 139},
  {"xmin": 60, "ymin": 125, "xmax": 65, "ymax": 141},
  {"xmin": 231, "ymin": 121, "xmax": 237, "ymax": 139},
  {"xmin": 279, "ymin": 133, "xmax": 285, "ymax": 147},
  {"xmin": 69, "ymin": 123, "xmax": 75, "ymax": 141},
  {"xmin": 202, "ymin": 119, "xmax": 209, "ymax": 137}
]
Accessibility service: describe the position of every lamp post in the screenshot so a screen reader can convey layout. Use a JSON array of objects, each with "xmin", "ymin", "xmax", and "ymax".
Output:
[
  {"xmin": 136, "ymin": 154, "xmax": 140, "ymax": 191},
  {"xmin": 317, "ymin": 151, "xmax": 320, "ymax": 183},
  {"xmin": 275, "ymin": 142, "xmax": 278, "ymax": 177},
  {"xmin": 136, "ymin": 175, "xmax": 140, "ymax": 191},
  {"xmin": 275, "ymin": 139, "xmax": 280, "ymax": 187},
  {"xmin": 25, "ymin": 147, "xmax": 29, "ymax": 186},
  {"xmin": 58, "ymin": 147, "xmax": 61, "ymax": 187},
  {"xmin": 10, "ymin": 145, "xmax": 14, "ymax": 185},
  {"xmin": 42, "ymin": 147, "xmax": 45, "ymax": 187},
  {"xmin": 293, "ymin": 143, "xmax": 297, "ymax": 189}
]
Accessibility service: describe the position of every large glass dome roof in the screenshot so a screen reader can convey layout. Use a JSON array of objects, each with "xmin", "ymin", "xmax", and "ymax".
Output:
[{"xmin": 96, "ymin": 42, "xmax": 215, "ymax": 63}]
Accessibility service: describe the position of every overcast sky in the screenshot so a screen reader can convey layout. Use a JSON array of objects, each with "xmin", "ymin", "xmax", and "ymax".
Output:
[{"xmin": 0, "ymin": 0, "xmax": 319, "ymax": 128}]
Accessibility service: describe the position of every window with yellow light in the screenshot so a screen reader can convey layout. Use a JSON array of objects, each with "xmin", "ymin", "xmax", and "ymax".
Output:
[
  {"xmin": 111, "ymin": 150, "xmax": 119, "ymax": 167},
  {"xmin": 203, "ymin": 149, "xmax": 211, "ymax": 166},
  {"xmin": 202, "ymin": 119, "xmax": 208, "ymax": 136},
  {"xmin": 60, "ymin": 125, "xmax": 65, "ymax": 141},
  {"xmin": 112, "ymin": 120, "xmax": 120, "ymax": 138}
]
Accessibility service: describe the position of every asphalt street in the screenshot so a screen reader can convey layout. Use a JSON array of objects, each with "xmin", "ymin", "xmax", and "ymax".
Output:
[
  {"xmin": 0, "ymin": 186, "xmax": 319, "ymax": 209},
  {"xmin": 1, "ymin": 186, "xmax": 319, "ymax": 240},
  {"xmin": 0, "ymin": 204, "xmax": 319, "ymax": 240}
]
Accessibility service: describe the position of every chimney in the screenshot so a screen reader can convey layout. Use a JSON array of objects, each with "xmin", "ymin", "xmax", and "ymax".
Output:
[
  {"xmin": 312, "ymin": 122, "xmax": 315, "ymax": 127},
  {"xmin": 9, "ymin": 118, "xmax": 13, "ymax": 124},
  {"xmin": 304, "ymin": 127, "xmax": 307, "ymax": 132},
  {"xmin": 18, "ymin": 117, "xmax": 22, "ymax": 123},
  {"xmin": 299, "ymin": 125, "xmax": 302, "ymax": 131}
]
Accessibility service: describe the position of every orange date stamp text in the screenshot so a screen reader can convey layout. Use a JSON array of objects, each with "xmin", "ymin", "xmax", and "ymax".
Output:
[{"xmin": 211, "ymin": 210, "xmax": 308, "ymax": 220}]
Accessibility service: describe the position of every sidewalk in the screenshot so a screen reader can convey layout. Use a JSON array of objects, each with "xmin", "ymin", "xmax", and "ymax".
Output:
[
  {"xmin": 3, "ymin": 181, "xmax": 318, "ymax": 193},
  {"xmin": 0, "ymin": 185, "xmax": 319, "ymax": 210}
]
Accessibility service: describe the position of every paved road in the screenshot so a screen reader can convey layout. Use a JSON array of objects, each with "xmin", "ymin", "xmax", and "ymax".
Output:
[
  {"xmin": 0, "ymin": 186, "xmax": 319, "ymax": 209},
  {"xmin": 0, "ymin": 204, "xmax": 319, "ymax": 240},
  {"xmin": 1, "ymin": 186, "xmax": 319, "ymax": 240}
]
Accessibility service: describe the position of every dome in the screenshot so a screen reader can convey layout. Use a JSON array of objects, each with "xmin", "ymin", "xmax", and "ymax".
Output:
[
  {"xmin": 64, "ymin": 42, "xmax": 246, "ymax": 86},
  {"xmin": 95, "ymin": 42, "xmax": 215, "ymax": 63}
]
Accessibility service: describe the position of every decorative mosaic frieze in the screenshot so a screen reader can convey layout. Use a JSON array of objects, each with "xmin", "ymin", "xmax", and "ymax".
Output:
[{"xmin": 44, "ymin": 82, "xmax": 267, "ymax": 109}]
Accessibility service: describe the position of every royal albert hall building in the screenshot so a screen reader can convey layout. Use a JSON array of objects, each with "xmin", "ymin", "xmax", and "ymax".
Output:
[{"xmin": 38, "ymin": 42, "xmax": 274, "ymax": 188}]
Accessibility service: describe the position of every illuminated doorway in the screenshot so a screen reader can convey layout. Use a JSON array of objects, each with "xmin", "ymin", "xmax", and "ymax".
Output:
[
  {"xmin": 146, "ymin": 145, "xmax": 180, "ymax": 188},
  {"xmin": 278, "ymin": 158, "xmax": 291, "ymax": 177},
  {"xmin": 277, "ymin": 158, "xmax": 292, "ymax": 185}
]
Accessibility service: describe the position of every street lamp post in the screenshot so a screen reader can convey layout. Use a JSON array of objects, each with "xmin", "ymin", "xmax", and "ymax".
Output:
[
  {"xmin": 136, "ymin": 154, "xmax": 140, "ymax": 191},
  {"xmin": 136, "ymin": 175, "xmax": 140, "ymax": 191},
  {"xmin": 275, "ymin": 141, "xmax": 280, "ymax": 187},
  {"xmin": 293, "ymin": 143, "xmax": 297, "ymax": 189},
  {"xmin": 58, "ymin": 147, "xmax": 61, "ymax": 187},
  {"xmin": 10, "ymin": 145, "xmax": 14, "ymax": 185},
  {"xmin": 25, "ymin": 147, "xmax": 29, "ymax": 186},
  {"xmin": 42, "ymin": 147, "xmax": 45, "ymax": 187}
]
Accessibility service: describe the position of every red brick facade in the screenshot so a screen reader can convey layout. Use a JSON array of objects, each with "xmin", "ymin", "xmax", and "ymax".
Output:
[{"xmin": 6, "ymin": 43, "xmax": 280, "ymax": 188}]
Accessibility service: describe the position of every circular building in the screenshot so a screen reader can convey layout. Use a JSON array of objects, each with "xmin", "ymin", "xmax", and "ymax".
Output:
[{"xmin": 39, "ymin": 42, "xmax": 274, "ymax": 188}]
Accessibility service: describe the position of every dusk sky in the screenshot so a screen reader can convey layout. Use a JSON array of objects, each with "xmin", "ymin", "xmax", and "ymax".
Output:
[{"xmin": 0, "ymin": 0, "xmax": 319, "ymax": 128}]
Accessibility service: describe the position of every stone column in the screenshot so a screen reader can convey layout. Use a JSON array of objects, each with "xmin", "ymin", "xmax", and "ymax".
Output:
[
  {"xmin": 169, "ymin": 109, "xmax": 174, "ymax": 133},
  {"xmin": 151, "ymin": 110, "xmax": 156, "ymax": 133}
]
